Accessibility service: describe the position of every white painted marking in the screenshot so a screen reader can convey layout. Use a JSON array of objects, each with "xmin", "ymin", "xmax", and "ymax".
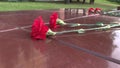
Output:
[
  {"xmin": 20, "ymin": 25, "xmax": 32, "ymax": 29},
  {"xmin": 107, "ymin": 10, "xmax": 120, "ymax": 13},
  {"xmin": 0, "ymin": 27, "xmax": 19, "ymax": 33}
]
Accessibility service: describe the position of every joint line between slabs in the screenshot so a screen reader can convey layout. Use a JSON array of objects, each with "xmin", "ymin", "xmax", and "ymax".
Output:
[{"xmin": 52, "ymin": 38, "xmax": 120, "ymax": 64}]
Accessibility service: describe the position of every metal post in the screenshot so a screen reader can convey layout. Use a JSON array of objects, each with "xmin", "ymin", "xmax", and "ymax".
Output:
[
  {"xmin": 82, "ymin": 0, "xmax": 85, "ymax": 4},
  {"xmin": 65, "ymin": 0, "xmax": 70, "ymax": 4},
  {"xmin": 117, "ymin": 6, "xmax": 120, "ymax": 10},
  {"xmin": 77, "ymin": 0, "xmax": 79, "ymax": 2},
  {"xmin": 90, "ymin": 0, "xmax": 94, "ymax": 4}
]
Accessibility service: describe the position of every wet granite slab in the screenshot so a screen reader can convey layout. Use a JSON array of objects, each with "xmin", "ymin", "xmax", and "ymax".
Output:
[
  {"xmin": 0, "ymin": 8, "xmax": 85, "ymax": 27},
  {"xmin": 0, "ymin": 30, "xmax": 120, "ymax": 68},
  {"xmin": 0, "ymin": 8, "xmax": 120, "ymax": 68}
]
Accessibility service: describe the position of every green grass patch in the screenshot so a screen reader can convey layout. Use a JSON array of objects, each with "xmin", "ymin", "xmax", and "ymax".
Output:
[
  {"xmin": 0, "ymin": 0, "xmax": 119, "ymax": 11},
  {"xmin": 95, "ymin": 0, "xmax": 120, "ymax": 6}
]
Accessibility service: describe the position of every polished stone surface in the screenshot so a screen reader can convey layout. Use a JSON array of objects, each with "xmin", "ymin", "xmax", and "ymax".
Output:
[{"xmin": 0, "ymin": 8, "xmax": 120, "ymax": 68}]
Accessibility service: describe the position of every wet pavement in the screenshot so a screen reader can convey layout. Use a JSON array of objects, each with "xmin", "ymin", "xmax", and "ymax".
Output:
[{"xmin": 0, "ymin": 8, "xmax": 120, "ymax": 68}]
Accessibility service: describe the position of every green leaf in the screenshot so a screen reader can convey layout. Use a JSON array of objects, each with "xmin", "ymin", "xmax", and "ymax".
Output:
[{"xmin": 77, "ymin": 29, "xmax": 85, "ymax": 34}]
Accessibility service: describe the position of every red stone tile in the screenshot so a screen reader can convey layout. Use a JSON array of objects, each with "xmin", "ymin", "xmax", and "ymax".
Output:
[
  {"xmin": 0, "ymin": 9, "xmax": 85, "ymax": 28},
  {"xmin": 0, "ymin": 29, "xmax": 120, "ymax": 68},
  {"xmin": 0, "ymin": 10, "xmax": 52, "ymax": 27},
  {"xmin": 0, "ymin": 21, "xmax": 16, "ymax": 30},
  {"xmin": 0, "ymin": 30, "xmax": 34, "ymax": 68},
  {"xmin": 32, "ymin": 39, "xmax": 120, "ymax": 68},
  {"xmin": 20, "ymin": 13, "xmax": 120, "ymax": 61},
  {"xmin": 52, "ymin": 15, "xmax": 120, "ymax": 61},
  {"xmin": 0, "ymin": 9, "xmax": 120, "ymax": 68}
]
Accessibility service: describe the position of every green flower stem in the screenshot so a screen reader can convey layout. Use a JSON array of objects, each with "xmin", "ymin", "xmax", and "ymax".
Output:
[
  {"xmin": 106, "ymin": 10, "xmax": 120, "ymax": 14},
  {"xmin": 56, "ymin": 25, "xmax": 111, "ymax": 35},
  {"xmin": 46, "ymin": 29, "xmax": 56, "ymax": 35},
  {"xmin": 103, "ymin": 10, "xmax": 120, "ymax": 17},
  {"xmin": 66, "ymin": 23, "xmax": 119, "ymax": 27},
  {"xmin": 56, "ymin": 29, "xmax": 78, "ymax": 35},
  {"xmin": 47, "ymin": 23, "xmax": 120, "ymax": 36},
  {"xmin": 68, "ymin": 23, "xmax": 105, "ymax": 27},
  {"xmin": 56, "ymin": 19, "xmax": 118, "ymax": 27},
  {"xmin": 56, "ymin": 19, "xmax": 104, "ymax": 27},
  {"xmin": 109, "ymin": 23, "xmax": 120, "ymax": 28},
  {"xmin": 84, "ymin": 25, "xmax": 111, "ymax": 31},
  {"xmin": 56, "ymin": 18, "xmax": 66, "ymax": 25}
]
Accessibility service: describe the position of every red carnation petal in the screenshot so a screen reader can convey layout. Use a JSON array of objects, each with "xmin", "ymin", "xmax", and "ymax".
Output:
[
  {"xmin": 31, "ymin": 16, "xmax": 49, "ymax": 40},
  {"xmin": 95, "ymin": 8, "xmax": 102, "ymax": 13},
  {"xmin": 52, "ymin": 12, "xmax": 58, "ymax": 19},
  {"xmin": 49, "ymin": 12, "xmax": 58, "ymax": 29},
  {"xmin": 95, "ymin": 8, "xmax": 101, "ymax": 10},
  {"xmin": 88, "ymin": 8, "xmax": 95, "ymax": 15}
]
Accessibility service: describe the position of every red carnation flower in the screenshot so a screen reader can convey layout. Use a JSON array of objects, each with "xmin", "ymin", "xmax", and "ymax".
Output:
[
  {"xmin": 95, "ymin": 8, "xmax": 102, "ymax": 14},
  {"xmin": 49, "ymin": 12, "xmax": 59, "ymax": 29},
  {"xmin": 31, "ymin": 16, "xmax": 49, "ymax": 40},
  {"xmin": 88, "ymin": 8, "xmax": 95, "ymax": 15}
]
